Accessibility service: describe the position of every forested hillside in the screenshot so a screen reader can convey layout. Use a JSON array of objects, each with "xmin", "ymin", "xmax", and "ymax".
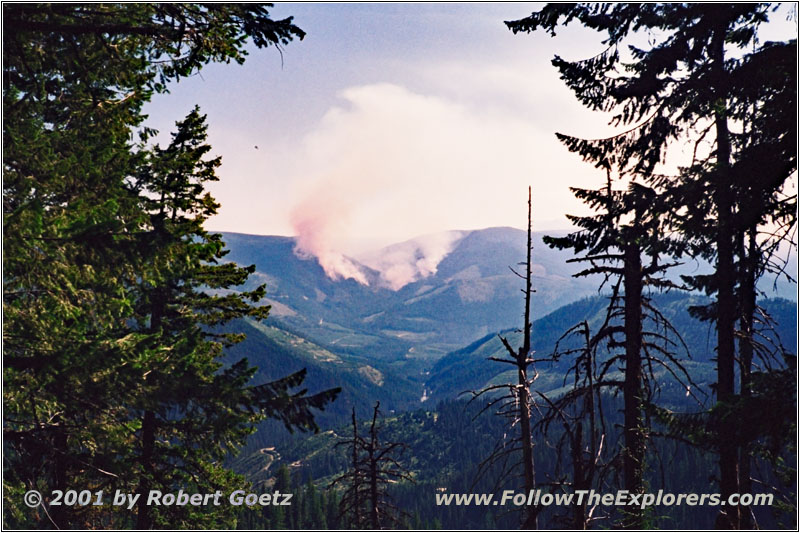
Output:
[
  {"xmin": 226, "ymin": 293, "xmax": 795, "ymax": 529},
  {"xmin": 220, "ymin": 230, "xmax": 796, "ymax": 366},
  {"xmin": 424, "ymin": 294, "xmax": 797, "ymax": 406},
  {"xmin": 222, "ymin": 293, "xmax": 795, "ymax": 444},
  {"xmin": 232, "ymin": 398, "xmax": 795, "ymax": 530}
]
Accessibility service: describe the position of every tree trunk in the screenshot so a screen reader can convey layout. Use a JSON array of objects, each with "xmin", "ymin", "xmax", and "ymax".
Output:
[
  {"xmin": 50, "ymin": 426, "xmax": 69, "ymax": 527},
  {"xmin": 137, "ymin": 286, "xmax": 164, "ymax": 530},
  {"xmin": 519, "ymin": 367, "xmax": 537, "ymax": 529},
  {"xmin": 622, "ymin": 240, "xmax": 644, "ymax": 529},
  {"xmin": 369, "ymin": 455, "xmax": 379, "ymax": 530},
  {"xmin": 368, "ymin": 405, "xmax": 380, "ymax": 529},
  {"xmin": 519, "ymin": 187, "xmax": 538, "ymax": 529},
  {"xmin": 572, "ymin": 426, "xmax": 588, "ymax": 530},
  {"xmin": 350, "ymin": 409, "xmax": 362, "ymax": 528},
  {"xmin": 136, "ymin": 409, "xmax": 156, "ymax": 529},
  {"xmin": 738, "ymin": 227, "xmax": 757, "ymax": 529},
  {"xmin": 711, "ymin": 24, "xmax": 740, "ymax": 530}
]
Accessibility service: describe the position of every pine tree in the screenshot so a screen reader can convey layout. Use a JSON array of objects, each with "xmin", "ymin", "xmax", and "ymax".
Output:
[
  {"xmin": 506, "ymin": 4, "xmax": 796, "ymax": 527},
  {"xmin": 270, "ymin": 463, "xmax": 292, "ymax": 529},
  {"xmin": 130, "ymin": 108, "xmax": 339, "ymax": 528},
  {"xmin": 3, "ymin": 5, "xmax": 343, "ymax": 529},
  {"xmin": 543, "ymin": 174, "xmax": 695, "ymax": 528}
]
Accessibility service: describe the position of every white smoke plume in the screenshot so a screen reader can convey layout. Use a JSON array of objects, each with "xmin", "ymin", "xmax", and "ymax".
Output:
[
  {"xmin": 287, "ymin": 82, "xmax": 586, "ymax": 288},
  {"xmin": 358, "ymin": 231, "xmax": 467, "ymax": 290},
  {"xmin": 290, "ymin": 193, "xmax": 370, "ymax": 285}
]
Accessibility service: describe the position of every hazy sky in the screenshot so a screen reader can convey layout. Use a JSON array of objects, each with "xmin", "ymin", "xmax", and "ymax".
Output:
[{"xmin": 143, "ymin": 3, "xmax": 797, "ymax": 259}]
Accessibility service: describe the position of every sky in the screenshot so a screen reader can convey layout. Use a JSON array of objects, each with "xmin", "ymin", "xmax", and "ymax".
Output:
[{"xmin": 142, "ymin": 3, "xmax": 798, "ymax": 274}]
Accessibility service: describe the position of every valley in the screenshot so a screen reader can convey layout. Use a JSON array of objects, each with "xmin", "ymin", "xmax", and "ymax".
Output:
[
  {"xmin": 217, "ymin": 227, "xmax": 796, "ymax": 529},
  {"xmin": 219, "ymin": 228, "xmax": 796, "ymax": 421}
]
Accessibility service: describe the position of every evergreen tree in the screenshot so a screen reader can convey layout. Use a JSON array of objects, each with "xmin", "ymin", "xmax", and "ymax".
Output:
[
  {"xmin": 507, "ymin": 4, "xmax": 796, "ymax": 527},
  {"xmin": 3, "ymin": 5, "xmax": 341, "ymax": 529},
  {"xmin": 131, "ymin": 108, "xmax": 338, "ymax": 528},
  {"xmin": 542, "ymin": 173, "xmax": 695, "ymax": 528},
  {"xmin": 270, "ymin": 463, "xmax": 292, "ymax": 529}
]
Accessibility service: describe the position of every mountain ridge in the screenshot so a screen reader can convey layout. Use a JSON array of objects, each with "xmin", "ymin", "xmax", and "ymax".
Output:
[{"xmin": 218, "ymin": 227, "xmax": 796, "ymax": 366}]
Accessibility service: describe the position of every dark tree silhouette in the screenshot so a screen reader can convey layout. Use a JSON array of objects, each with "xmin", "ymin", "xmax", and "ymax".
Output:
[
  {"xmin": 536, "ymin": 320, "xmax": 610, "ymax": 529},
  {"xmin": 471, "ymin": 187, "xmax": 543, "ymax": 529},
  {"xmin": 330, "ymin": 402, "xmax": 412, "ymax": 529},
  {"xmin": 506, "ymin": 4, "xmax": 796, "ymax": 527},
  {"xmin": 543, "ymin": 171, "xmax": 698, "ymax": 528}
]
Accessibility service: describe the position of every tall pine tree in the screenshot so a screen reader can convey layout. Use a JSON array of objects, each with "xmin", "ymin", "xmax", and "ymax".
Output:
[
  {"xmin": 507, "ymin": 4, "xmax": 796, "ymax": 527},
  {"xmin": 544, "ymin": 173, "xmax": 694, "ymax": 528},
  {"xmin": 4, "ymin": 5, "xmax": 340, "ymax": 529}
]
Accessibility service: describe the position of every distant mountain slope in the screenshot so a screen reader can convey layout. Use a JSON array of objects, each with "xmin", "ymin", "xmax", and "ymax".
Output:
[
  {"xmin": 219, "ymin": 228, "xmax": 795, "ymax": 365},
  {"xmin": 220, "ymin": 228, "xmax": 605, "ymax": 361},
  {"xmin": 222, "ymin": 289, "xmax": 795, "ymax": 452},
  {"xmin": 364, "ymin": 227, "xmax": 602, "ymax": 354},
  {"xmin": 423, "ymin": 294, "xmax": 797, "ymax": 405},
  {"xmin": 220, "ymin": 318, "xmax": 424, "ymax": 450}
]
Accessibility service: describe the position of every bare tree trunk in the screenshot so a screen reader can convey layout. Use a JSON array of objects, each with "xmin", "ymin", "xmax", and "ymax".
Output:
[
  {"xmin": 572, "ymin": 427, "xmax": 588, "ymax": 530},
  {"xmin": 333, "ymin": 402, "xmax": 410, "ymax": 529},
  {"xmin": 519, "ymin": 187, "xmax": 538, "ymax": 530},
  {"xmin": 350, "ymin": 408, "xmax": 362, "ymax": 528},
  {"xmin": 622, "ymin": 240, "xmax": 644, "ymax": 529},
  {"xmin": 519, "ymin": 367, "xmax": 536, "ymax": 529},
  {"xmin": 711, "ymin": 25, "xmax": 740, "ymax": 530},
  {"xmin": 368, "ymin": 406, "xmax": 380, "ymax": 529},
  {"xmin": 738, "ymin": 227, "xmax": 758, "ymax": 529}
]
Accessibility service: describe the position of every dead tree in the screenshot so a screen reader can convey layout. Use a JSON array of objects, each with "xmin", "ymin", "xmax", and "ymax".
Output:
[
  {"xmin": 536, "ymin": 321, "xmax": 611, "ymax": 529},
  {"xmin": 330, "ymin": 408, "xmax": 368, "ymax": 528},
  {"xmin": 470, "ymin": 186, "xmax": 543, "ymax": 529},
  {"xmin": 330, "ymin": 402, "xmax": 412, "ymax": 529}
]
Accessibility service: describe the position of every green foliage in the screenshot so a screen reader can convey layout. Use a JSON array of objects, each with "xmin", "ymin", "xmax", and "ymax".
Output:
[
  {"xmin": 507, "ymin": 4, "xmax": 796, "ymax": 527},
  {"xmin": 235, "ymin": 397, "xmax": 794, "ymax": 529},
  {"xmin": 507, "ymin": 4, "xmax": 793, "ymax": 177},
  {"xmin": 3, "ymin": 4, "xmax": 340, "ymax": 529}
]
